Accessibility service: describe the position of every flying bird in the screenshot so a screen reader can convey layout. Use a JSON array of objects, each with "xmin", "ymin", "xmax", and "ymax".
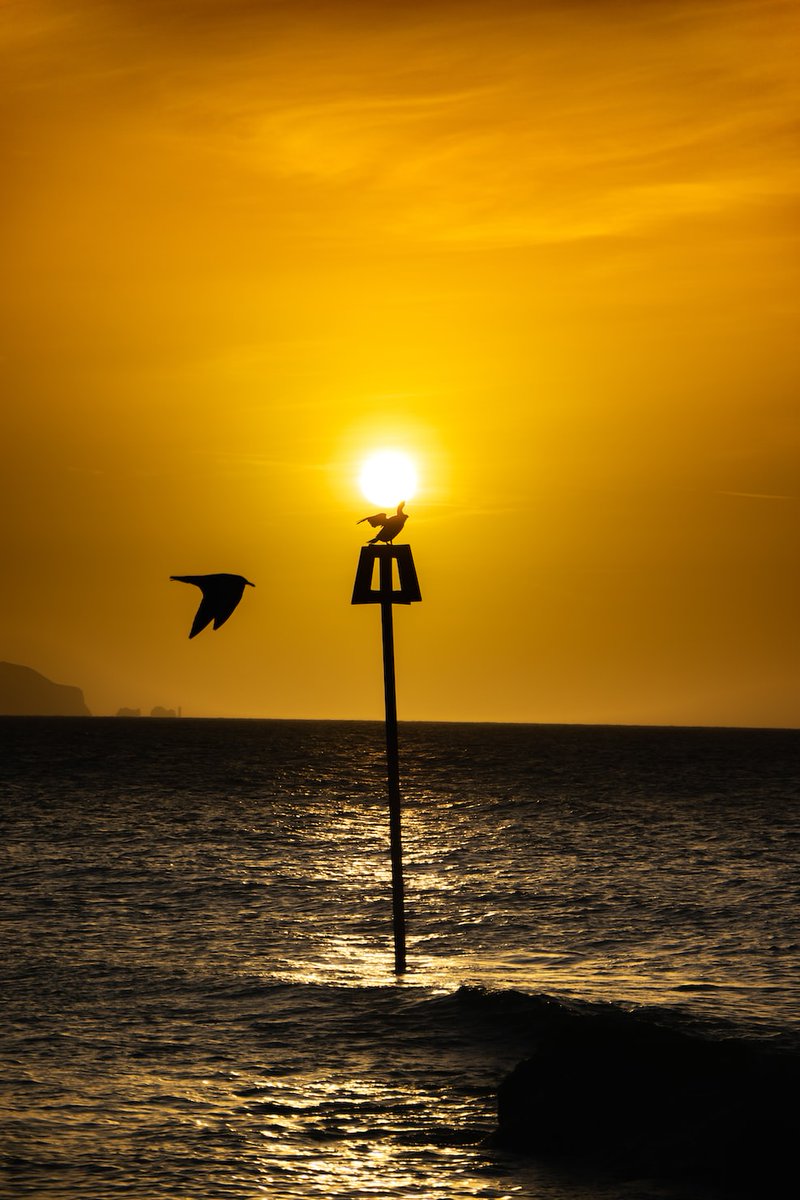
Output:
[
  {"xmin": 171, "ymin": 573, "xmax": 255, "ymax": 638},
  {"xmin": 357, "ymin": 501, "xmax": 409, "ymax": 544}
]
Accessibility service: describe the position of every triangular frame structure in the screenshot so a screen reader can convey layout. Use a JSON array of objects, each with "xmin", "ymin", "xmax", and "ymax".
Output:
[{"xmin": 351, "ymin": 544, "xmax": 422, "ymax": 605}]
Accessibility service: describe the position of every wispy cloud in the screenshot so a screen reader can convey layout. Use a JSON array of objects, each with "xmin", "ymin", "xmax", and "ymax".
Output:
[
  {"xmin": 716, "ymin": 491, "xmax": 796, "ymax": 501},
  {"xmin": 5, "ymin": 0, "xmax": 799, "ymax": 252}
]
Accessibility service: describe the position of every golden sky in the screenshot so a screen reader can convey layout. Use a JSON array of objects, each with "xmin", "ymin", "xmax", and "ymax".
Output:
[{"xmin": 2, "ymin": 0, "xmax": 798, "ymax": 725}]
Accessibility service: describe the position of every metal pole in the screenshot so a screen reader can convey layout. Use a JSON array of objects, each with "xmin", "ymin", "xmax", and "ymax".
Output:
[{"xmin": 379, "ymin": 552, "xmax": 407, "ymax": 974}]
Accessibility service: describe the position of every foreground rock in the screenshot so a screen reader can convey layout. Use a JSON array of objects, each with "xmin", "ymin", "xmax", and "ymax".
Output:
[
  {"xmin": 0, "ymin": 661, "xmax": 91, "ymax": 716},
  {"xmin": 495, "ymin": 1004, "xmax": 799, "ymax": 1188}
]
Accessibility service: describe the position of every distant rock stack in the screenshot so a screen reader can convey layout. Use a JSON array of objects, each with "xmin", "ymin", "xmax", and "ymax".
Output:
[{"xmin": 0, "ymin": 662, "xmax": 91, "ymax": 716}]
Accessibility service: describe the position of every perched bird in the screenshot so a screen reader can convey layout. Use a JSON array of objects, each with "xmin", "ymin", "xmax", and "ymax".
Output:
[
  {"xmin": 357, "ymin": 501, "xmax": 409, "ymax": 544},
  {"xmin": 171, "ymin": 573, "xmax": 255, "ymax": 639}
]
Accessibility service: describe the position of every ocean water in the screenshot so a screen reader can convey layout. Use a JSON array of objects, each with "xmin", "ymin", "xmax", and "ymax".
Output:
[{"xmin": 2, "ymin": 717, "xmax": 799, "ymax": 1199}]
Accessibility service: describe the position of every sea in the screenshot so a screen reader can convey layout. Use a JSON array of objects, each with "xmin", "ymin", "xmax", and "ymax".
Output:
[{"xmin": 2, "ymin": 717, "xmax": 799, "ymax": 1200}]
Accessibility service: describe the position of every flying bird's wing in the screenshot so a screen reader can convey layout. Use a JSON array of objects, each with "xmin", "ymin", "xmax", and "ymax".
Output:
[
  {"xmin": 207, "ymin": 577, "xmax": 248, "ymax": 632},
  {"xmin": 170, "ymin": 574, "xmax": 254, "ymax": 638},
  {"xmin": 189, "ymin": 592, "xmax": 218, "ymax": 639},
  {"xmin": 357, "ymin": 512, "xmax": 388, "ymax": 527}
]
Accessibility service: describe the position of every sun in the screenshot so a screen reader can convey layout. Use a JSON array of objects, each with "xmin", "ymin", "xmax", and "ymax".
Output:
[{"xmin": 358, "ymin": 450, "xmax": 418, "ymax": 509}]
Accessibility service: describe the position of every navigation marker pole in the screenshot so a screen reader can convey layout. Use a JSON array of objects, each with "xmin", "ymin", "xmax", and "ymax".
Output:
[{"xmin": 352, "ymin": 544, "xmax": 422, "ymax": 974}]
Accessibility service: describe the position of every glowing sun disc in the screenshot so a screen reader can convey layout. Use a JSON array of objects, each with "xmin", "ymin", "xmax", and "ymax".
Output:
[{"xmin": 359, "ymin": 451, "xmax": 418, "ymax": 508}]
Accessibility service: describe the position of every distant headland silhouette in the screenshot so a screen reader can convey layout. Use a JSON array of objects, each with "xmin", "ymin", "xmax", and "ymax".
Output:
[{"xmin": 0, "ymin": 662, "xmax": 91, "ymax": 716}]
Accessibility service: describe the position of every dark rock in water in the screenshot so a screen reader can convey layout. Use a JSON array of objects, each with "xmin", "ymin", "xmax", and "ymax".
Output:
[
  {"xmin": 495, "ymin": 1004, "xmax": 799, "ymax": 1188},
  {"xmin": 150, "ymin": 706, "xmax": 177, "ymax": 718},
  {"xmin": 0, "ymin": 661, "xmax": 91, "ymax": 716},
  {"xmin": 116, "ymin": 707, "xmax": 141, "ymax": 717}
]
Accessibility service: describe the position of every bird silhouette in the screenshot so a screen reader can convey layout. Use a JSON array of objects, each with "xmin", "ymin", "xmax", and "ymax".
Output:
[
  {"xmin": 357, "ymin": 501, "xmax": 409, "ymax": 544},
  {"xmin": 171, "ymin": 573, "xmax": 255, "ymax": 638}
]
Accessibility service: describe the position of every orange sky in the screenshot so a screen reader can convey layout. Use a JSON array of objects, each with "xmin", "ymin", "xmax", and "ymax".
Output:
[{"xmin": 2, "ymin": 0, "xmax": 798, "ymax": 725}]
